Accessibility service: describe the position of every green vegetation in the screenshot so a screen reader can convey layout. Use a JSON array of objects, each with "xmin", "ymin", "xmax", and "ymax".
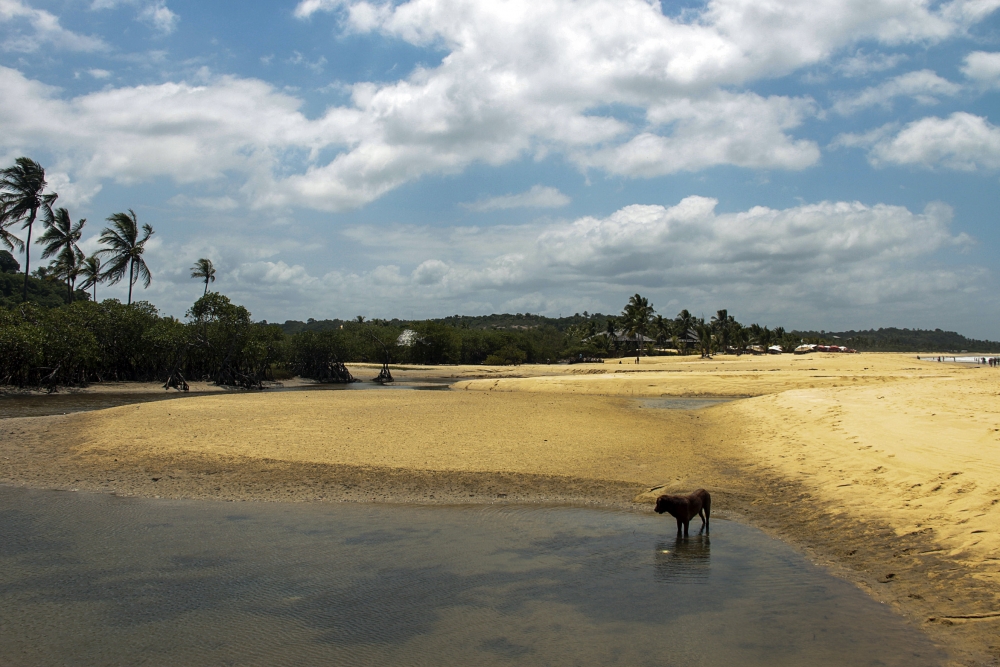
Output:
[
  {"xmin": 4, "ymin": 285, "xmax": 999, "ymax": 390},
  {"xmin": 0, "ymin": 264, "xmax": 90, "ymax": 309},
  {"xmin": 791, "ymin": 328, "xmax": 1000, "ymax": 353},
  {"xmin": 0, "ymin": 158, "xmax": 57, "ymax": 301},
  {"xmin": 0, "ymin": 295, "xmax": 283, "ymax": 389}
]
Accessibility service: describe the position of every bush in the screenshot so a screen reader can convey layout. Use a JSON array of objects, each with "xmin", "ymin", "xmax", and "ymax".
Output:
[{"xmin": 484, "ymin": 344, "xmax": 527, "ymax": 366}]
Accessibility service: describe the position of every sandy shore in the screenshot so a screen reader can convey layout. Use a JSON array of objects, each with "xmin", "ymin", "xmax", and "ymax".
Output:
[{"xmin": 2, "ymin": 352, "xmax": 999, "ymax": 665}]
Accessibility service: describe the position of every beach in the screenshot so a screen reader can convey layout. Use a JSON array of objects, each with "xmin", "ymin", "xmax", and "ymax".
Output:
[{"xmin": 1, "ymin": 352, "xmax": 998, "ymax": 665}]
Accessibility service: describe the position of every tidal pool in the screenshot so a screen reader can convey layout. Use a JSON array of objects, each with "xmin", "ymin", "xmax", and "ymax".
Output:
[
  {"xmin": 0, "ymin": 382, "xmax": 438, "ymax": 419},
  {"xmin": 0, "ymin": 487, "xmax": 941, "ymax": 666}
]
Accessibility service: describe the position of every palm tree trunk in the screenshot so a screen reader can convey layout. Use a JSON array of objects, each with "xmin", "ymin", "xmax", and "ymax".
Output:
[
  {"xmin": 127, "ymin": 259, "xmax": 134, "ymax": 305},
  {"xmin": 204, "ymin": 278, "xmax": 208, "ymax": 296},
  {"xmin": 21, "ymin": 207, "xmax": 35, "ymax": 302}
]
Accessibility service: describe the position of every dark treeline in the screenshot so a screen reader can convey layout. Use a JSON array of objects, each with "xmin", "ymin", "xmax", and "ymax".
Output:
[
  {"xmin": 4, "ymin": 290, "xmax": 999, "ymax": 390},
  {"xmin": 0, "ymin": 294, "xmax": 283, "ymax": 389},
  {"xmin": 790, "ymin": 328, "xmax": 1000, "ymax": 353}
]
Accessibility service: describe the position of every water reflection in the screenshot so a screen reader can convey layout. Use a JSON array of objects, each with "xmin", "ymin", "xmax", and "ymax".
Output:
[
  {"xmin": 0, "ymin": 381, "xmax": 455, "ymax": 419},
  {"xmin": 0, "ymin": 488, "xmax": 944, "ymax": 667},
  {"xmin": 654, "ymin": 535, "xmax": 711, "ymax": 584}
]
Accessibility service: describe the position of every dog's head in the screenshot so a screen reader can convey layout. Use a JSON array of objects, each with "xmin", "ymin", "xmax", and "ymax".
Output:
[{"xmin": 654, "ymin": 495, "xmax": 673, "ymax": 514}]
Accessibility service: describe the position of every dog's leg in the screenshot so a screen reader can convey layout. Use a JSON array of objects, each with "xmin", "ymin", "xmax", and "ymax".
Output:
[
  {"xmin": 704, "ymin": 495, "xmax": 711, "ymax": 534},
  {"xmin": 682, "ymin": 518, "xmax": 690, "ymax": 537},
  {"xmin": 698, "ymin": 509, "xmax": 706, "ymax": 534},
  {"xmin": 676, "ymin": 517, "xmax": 683, "ymax": 537}
]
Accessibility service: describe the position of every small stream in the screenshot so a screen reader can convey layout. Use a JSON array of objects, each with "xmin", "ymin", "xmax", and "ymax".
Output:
[
  {"xmin": 0, "ymin": 487, "xmax": 942, "ymax": 667},
  {"xmin": 0, "ymin": 385, "xmax": 733, "ymax": 420}
]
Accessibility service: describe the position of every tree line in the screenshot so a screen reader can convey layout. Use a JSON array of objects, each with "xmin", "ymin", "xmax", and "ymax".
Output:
[{"xmin": 0, "ymin": 288, "xmax": 807, "ymax": 390}]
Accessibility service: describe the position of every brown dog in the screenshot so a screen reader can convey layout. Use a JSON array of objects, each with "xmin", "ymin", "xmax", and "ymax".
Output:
[{"xmin": 654, "ymin": 489, "xmax": 711, "ymax": 537}]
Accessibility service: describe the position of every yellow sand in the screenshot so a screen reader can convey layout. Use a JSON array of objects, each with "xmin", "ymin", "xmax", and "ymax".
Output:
[
  {"xmin": 720, "ymin": 376, "xmax": 1000, "ymax": 584},
  {"xmin": 453, "ymin": 352, "xmax": 952, "ymax": 396},
  {"xmin": 72, "ymin": 391, "xmax": 702, "ymax": 487},
  {"xmin": 458, "ymin": 352, "xmax": 1000, "ymax": 587}
]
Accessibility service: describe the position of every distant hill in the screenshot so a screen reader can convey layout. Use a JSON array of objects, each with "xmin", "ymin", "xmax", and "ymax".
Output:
[
  {"xmin": 791, "ymin": 328, "xmax": 1000, "ymax": 352},
  {"xmin": 0, "ymin": 271, "xmax": 90, "ymax": 309},
  {"xmin": 278, "ymin": 315, "xmax": 998, "ymax": 353},
  {"xmin": 279, "ymin": 312, "xmax": 614, "ymax": 334}
]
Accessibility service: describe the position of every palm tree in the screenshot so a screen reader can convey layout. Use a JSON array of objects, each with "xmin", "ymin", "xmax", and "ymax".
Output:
[
  {"xmin": 0, "ymin": 158, "xmax": 57, "ymax": 301},
  {"xmin": 621, "ymin": 294, "xmax": 654, "ymax": 362},
  {"xmin": 97, "ymin": 210, "xmax": 154, "ymax": 305},
  {"xmin": 696, "ymin": 322, "xmax": 714, "ymax": 358},
  {"xmin": 711, "ymin": 309, "xmax": 736, "ymax": 353},
  {"xmin": 190, "ymin": 258, "xmax": 216, "ymax": 295},
  {"xmin": 49, "ymin": 249, "xmax": 84, "ymax": 302},
  {"xmin": 0, "ymin": 201, "xmax": 24, "ymax": 256},
  {"xmin": 79, "ymin": 255, "xmax": 102, "ymax": 301},
  {"xmin": 675, "ymin": 309, "xmax": 694, "ymax": 341},
  {"xmin": 39, "ymin": 206, "xmax": 86, "ymax": 302},
  {"xmin": 652, "ymin": 314, "xmax": 671, "ymax": 347},
  {"xmin": 732, "ymin": 325, "xmax": 749, "ymax": 355}
]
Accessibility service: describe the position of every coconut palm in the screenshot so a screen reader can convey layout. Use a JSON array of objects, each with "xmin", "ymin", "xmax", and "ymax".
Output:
[
  {"xmin": 0, "ymin": 158, "xmax": 58, "ymax": 301},
  {"xmin": 0, "ymin": 201, "xmax": 24, "ymax": 256},
  {"xmin": 190, "ymin": 258, "xmax": 216, "ymax": 295},
  {"xmin": 97, "ymin": 210, "xmax": 154, "ymax": 305},
  {"xmin": 39, "ymin": 206, "xmax": 86, "ymax": 302},
  {"xmin": 79, "ymin": 255, "xmax": 102, "ymax": 301},
  {"xmin": 696, "ymin": 322, "xmax": 714, "ymax": 358},
  {"xmin": 652, "ymin": 314, "xmax": 671, "ymax": 347},
  {"xmin": 621, "ymin": 294, "xmax": 654, "ymax": 362},
  {"xmin": 674, "ymin": 309, "xmax": 694, "ymax": 340},
  {"xmin": 48, "ymin": 248, "xmax": 85, "ymax": 302}
]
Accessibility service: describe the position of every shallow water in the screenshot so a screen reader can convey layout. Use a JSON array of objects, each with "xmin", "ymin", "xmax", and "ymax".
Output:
[
  {"xmin": 0, "ymin": 382, "xmax": 446, "ymax": 419},
  {"xmin": 0, "ymin": 487, "xmax": 942, "ymax": 666},
  {"xmin": 0, "ymin": 390, "xmax": 219, "ymax": 419},
  {"xmin": 636, "ymin": 397, "xmax": 735, "ymax": 410},
  {"xmin": 0, "ymin": 385, "xmax": 726, "ymax": 419}
]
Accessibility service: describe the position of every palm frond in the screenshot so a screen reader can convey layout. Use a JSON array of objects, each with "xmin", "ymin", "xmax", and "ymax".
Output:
[
  {"xmin": 79, "ymin": 255, "xmax": 102, "ymax": 290},
  {"xmin": 96, "ymin": 210, "xmax": 154, "ymax": 298},
  {"xmin": 191, "ymin": 257, "xmax": 216, "ymax": 281}
]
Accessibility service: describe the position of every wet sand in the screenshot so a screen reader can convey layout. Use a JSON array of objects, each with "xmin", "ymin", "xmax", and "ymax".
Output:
[{"xmin": 2, "ymin": 353, "xmax": 999, "ymax": 665}]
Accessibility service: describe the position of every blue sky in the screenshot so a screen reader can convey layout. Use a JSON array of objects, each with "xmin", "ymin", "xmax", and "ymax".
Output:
[{"xmin": 2, "ymin": 0, "xmax": 999, "ymax": 336}]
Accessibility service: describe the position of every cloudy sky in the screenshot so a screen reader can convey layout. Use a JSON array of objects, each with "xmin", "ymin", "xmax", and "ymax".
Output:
[{"xmin": 2, "ymin": 0, "xmax": 999, "ymax": 335}]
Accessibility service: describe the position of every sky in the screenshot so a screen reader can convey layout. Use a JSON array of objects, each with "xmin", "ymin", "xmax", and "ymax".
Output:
[{"xmin": 1, "ymin": 0, "xmax": 999, "ymax": 336}]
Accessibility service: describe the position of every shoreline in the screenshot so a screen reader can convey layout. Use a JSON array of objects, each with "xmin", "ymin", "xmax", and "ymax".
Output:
[{"xmin": 2, "ymin": 353, "xmax": 998, "ymax": 666}]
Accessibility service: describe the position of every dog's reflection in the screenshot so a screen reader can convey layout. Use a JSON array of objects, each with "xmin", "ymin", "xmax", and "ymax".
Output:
[{"xmin": 654, "ymin": 535, "xmax": 711, "ymax": 583}]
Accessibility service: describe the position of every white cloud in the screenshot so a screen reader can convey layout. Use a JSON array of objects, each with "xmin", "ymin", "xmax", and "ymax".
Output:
[
  {"xmin": 293, "ymin": 0, "xmax": 340, "ymax": 19},
  {"xmin": 5, "ymin": 0, "xmax": 1000, "ymax": 211},
  {"xmin": 462, "ymin": 185, "xmax": 570, "ymax": 212},
  {"xmin": 0, "ymin": 0, "xmax": 107, "ymax": 52},
  {"xmin": 287, "ymin": 51, "xmax": 327, "ymax": 73},
  {"xmin": 0, "ymin": 65, "xmax": 330, "ymax": 192},
  {"xmin": 832, "ymin": 69, "xmax": 962, "ymax": 114},
  {"xmin": 91, "ymin": 0, "xmax": 178, "ymax": 34},
  {"xmin": 87, "ymin": 68, "xmax": 112, "ymax": 79},
  {"xmin": 168, "ymin": 194, "xmax": 240, "ymax": 210},
  {"xmin": 840, "ymin": 112, "xmax": 1000, "ymax": 170},
  {"xmin": 581, "ymin": 92, "xmax": 820, "ymax": 176},
  {"xmin": 962, "ymin": 51, "xmax": 1000, "ymax": 88},
  {"xmin": 43, "ymin": 172, "xmax": 103, "ymax": 208},
  {"xmin": 138, "ymin": 195, "xmax": 980, "ymax": 327},
  {"xmin": 139, "ymin": 1, "xmax": 178, "ymax": 34},
  {"xmin": 833, "ymin": 49, "xmax": 908, "ymax": 78}
]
